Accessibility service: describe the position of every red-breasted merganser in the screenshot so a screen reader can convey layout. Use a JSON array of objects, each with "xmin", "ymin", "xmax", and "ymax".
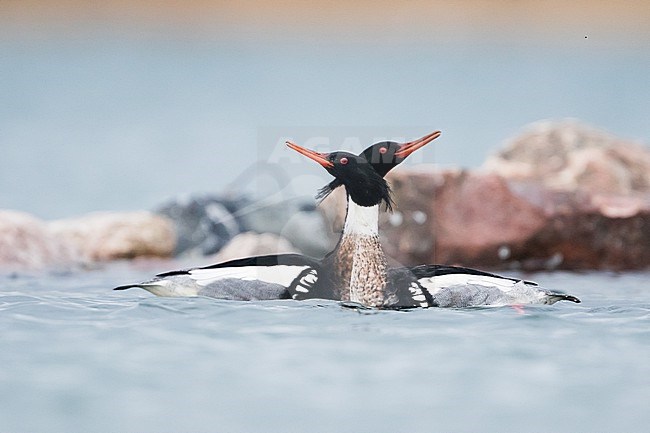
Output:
[
  {"xmin": 286, "ymin": 141, "xmax": 581, "ymax": 308},
  {"xmin": 113, "ymin": 132, "xmax": 441, "ymax": 303}
]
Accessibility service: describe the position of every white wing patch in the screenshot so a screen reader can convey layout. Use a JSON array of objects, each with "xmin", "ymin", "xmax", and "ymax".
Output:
[
  {"xmin": 408, "ymin": 281, "xmax": 429, "ymax": 307},
  {"xmin": 292, "ymin": 269, "xmax": 319, "ymax": 298},
  {"xmin": 188, "ymin": 265, "xmax": 311, "ymax": 287},
  {"xmin": 418, "ymin": 274, "xmax": 529, "ymax": 295}
]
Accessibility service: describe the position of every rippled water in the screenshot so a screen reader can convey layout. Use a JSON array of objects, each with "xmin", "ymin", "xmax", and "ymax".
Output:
[{"xmin": 1, "ymin": 264, "xmax": 648, "ymax": 433}]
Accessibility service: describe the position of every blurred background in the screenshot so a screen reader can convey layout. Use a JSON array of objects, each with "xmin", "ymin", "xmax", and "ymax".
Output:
[{"xmin": 1, "ymin": 0, "xmax": 649, "ymax": 219}]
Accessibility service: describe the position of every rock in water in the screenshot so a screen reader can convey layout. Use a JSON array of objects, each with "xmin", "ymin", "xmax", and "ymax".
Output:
[
  {"xmin": 0, "ymin": 210, "xmax": 80, "ymax": 271},
  {"xmin": 156, "ymin": 194, "xmax": 248, "ymax": 256},
  {"xmin": 382, "ymin": 168, "xmax": 549, "ymax": 267},
  {"xmin": 211, "ymin": 232, "xmax": 298, "ymax": 262},
  {"xmin": 237, "ymin": 198, "xmax": 336, "ymax": 258},
  {"xmin": 483, "ymin": 120, "xmax": 650, "ymax": 195},
  {"xmin": 157, "ymin": 193, "xmax": 335, "ymax": 258},
  {"xmin": 49, "ymin": 211, "xmax": 175, "ymax": 261},
  {"xmin": 381, "ymin": 167, "xmax": 650, "ymax": 270},
  {"xmin": 277, "ymin": 202, "xmax": 336, "ymax": 258}
]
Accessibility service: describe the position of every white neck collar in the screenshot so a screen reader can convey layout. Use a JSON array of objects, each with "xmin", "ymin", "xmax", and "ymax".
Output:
[{"xmin": 343, "ymin": 200, "xmax": 379, "ymax": 236}]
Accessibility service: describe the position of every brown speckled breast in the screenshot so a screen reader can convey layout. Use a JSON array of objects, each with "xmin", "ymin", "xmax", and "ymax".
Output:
[
  {"xmin": 347, "ymin": 234, "xmax": 388, "ymax": 308},
  {"xmin": 332, "ymin": 236, "xmax": 357, "ymax": 301}
]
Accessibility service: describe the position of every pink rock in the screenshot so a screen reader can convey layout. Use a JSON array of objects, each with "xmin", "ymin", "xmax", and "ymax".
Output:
[
  {"xmin": 483, "ymin": 120, "xmax": 650, "ymax": 195},
  {"xmin": 477, "ymin": 120, "xmax": 650, "ymax": 269},
  {"xmin": 527, "ymin": 191, "xmax": 650, "ymax": 269},
  {"xmin": 382, "ymin": 168, "xmax": 548, "ymax": 267},
  {"xmin": 49, "ymin": 211, "xmax": 176, "ymax": 262},
  {"xmin": 590, "ymin": 194, "xmax": 648, "ymax": 219},
  {"xmin": 0, "ymin": 210, "xmax": 79, "ymax": 271}
]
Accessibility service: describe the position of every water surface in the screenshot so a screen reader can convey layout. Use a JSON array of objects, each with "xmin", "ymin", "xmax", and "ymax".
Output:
[{"xmin": 1, "ymin": 265, "xmax": 648, "ymax": 433}]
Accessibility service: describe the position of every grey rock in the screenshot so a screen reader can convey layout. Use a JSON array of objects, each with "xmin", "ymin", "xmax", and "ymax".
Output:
[
  {"xmin": 237, "ymin": 198, "xmax": 335, "ymax": 256},
  {"xmin": 156, "ymin": 194, "xmax": 249, "ymax": 256},
  {"xmin": 211, "ymin": 231, "xmax": 299, "ymax": 262},
  {"xmin": 158, "ymin": 193, "xmax": 335, "ymax": 258}
]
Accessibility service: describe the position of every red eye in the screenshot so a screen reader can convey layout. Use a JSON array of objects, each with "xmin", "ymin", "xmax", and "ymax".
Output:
[
  {"xmin": 379, "ymin": 147, "xmax": 387, "ymax": 154},
  {"xmin": 340, "ymin": 157, "xmax": 348, "ymax": 165}
]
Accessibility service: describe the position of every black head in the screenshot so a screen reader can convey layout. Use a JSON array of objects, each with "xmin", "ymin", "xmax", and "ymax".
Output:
[
  {"xmin": 305, "ymin": 131, "xmax": 441, "ymax": 201},
  {"xmin": 286, "ymin": 142, "xmax": 393, "ymax": 209},
  {"xmin": 361, "ymin": 131, "xmax": 441, "ymax": 177}
]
